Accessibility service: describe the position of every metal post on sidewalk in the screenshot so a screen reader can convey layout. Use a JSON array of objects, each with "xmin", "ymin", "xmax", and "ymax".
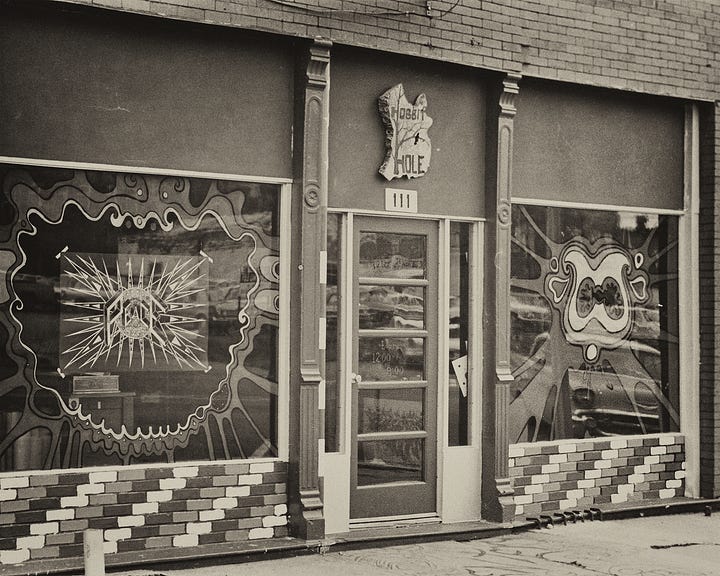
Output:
[{"xmin": 83, "ymin": 529, "xmax": 105, "ymax": 576}]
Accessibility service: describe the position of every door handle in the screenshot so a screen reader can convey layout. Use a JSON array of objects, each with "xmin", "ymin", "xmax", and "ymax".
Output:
[{"xmin": 350, "ymin": 372, "xmax": 363, "ymax": 385}]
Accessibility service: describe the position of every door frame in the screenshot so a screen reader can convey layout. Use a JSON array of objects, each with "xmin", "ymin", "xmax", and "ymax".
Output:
[{"xmin": 320, "ymin": 209, "xmax": 485, "ymax": 532}]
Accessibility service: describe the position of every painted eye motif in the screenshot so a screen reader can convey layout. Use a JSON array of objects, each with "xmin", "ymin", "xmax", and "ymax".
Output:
[
  {"xmin": 577, "ymin": 277, "xmax": 595, "ymax": 317},
  {"xmin": 600, "ymin": 278, "xmax": 624, "ymax": 320}
]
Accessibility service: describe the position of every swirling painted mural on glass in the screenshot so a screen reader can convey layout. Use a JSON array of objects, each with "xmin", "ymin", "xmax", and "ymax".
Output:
[
  {"xmin": 510, "ymin": 205, "xmax": 679, "ymax": 443},
  {"xmin": 0, "ymin": 165, "xmax": 280, "ymax": 470}
]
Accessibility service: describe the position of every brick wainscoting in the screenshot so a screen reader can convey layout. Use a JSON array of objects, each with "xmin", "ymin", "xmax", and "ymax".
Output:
[
  {"xmin": 0, "ymin": 460, "xmax": 287, "ymax": 566},
  {"xmin": 509, "ymin": 434, "xmax": 686, "ymax": 518}
]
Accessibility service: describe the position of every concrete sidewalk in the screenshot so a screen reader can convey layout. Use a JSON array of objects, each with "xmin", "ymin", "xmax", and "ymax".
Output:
[{"xmin": 110, "ymin": 512, "xmax": 720, "ymax": 576}]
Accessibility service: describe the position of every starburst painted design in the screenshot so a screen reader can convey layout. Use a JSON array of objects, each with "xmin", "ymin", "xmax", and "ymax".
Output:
[{"xmin": 60, "ymin": 253, "xmax": 209, "ymax": 372}]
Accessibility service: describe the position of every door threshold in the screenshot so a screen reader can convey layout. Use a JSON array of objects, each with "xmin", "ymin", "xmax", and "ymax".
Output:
[{"xmin": 349, "ymin": 513, "xmax": 440, "ymax": 530}]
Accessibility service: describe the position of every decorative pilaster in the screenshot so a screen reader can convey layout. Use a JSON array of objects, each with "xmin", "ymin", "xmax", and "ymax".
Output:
[
  {"xmin": 495, "ymin": 72, "xmax": 520, "ymax": 522},
  {"xmin": 296, "ymin": 37, "xmax": 331, "ymax": 540}
]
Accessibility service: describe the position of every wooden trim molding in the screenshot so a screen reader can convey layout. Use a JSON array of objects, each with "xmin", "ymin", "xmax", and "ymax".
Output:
[
  {"xmin": 295, "ymin": 37, "xmax": 332, "ymax": 540},
  {"xmin": 495, "ymin": 73, "xmax": 520, "ymax": 522}
]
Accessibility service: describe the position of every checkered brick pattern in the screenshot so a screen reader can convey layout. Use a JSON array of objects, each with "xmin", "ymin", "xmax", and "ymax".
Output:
[
  {"xmin": 54, "ymin": 0, "xmax": 720, "ymax": 102},
  {"xmin": 509, "ymin": 434, "xmax": 686, "ymax": 518},
  {"xmin": 0, "ymin": 460, "xmax": 287, "ymax": 566}
]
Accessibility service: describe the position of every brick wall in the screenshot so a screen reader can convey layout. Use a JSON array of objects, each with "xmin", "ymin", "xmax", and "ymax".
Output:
[
  {"xmin": 53, "ymin": 0, "xmax": 720, "ymax": 102},
  {"xmin": 509, "ymin": 434, "xmax": 686, "ymax": 518},
  {"xmin": 0, "ymin": 460, "xmax": 287, "ymax": 567}
]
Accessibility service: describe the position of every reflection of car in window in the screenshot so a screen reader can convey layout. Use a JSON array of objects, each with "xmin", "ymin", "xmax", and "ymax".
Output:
[{"xmin": 519, "ymin": 331, "xmax": 669, "ymax": 439}]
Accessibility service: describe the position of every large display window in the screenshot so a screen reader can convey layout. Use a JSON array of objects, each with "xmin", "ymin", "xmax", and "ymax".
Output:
[
  {"xmin": 510, "ymin": 204, "xmax": 680, "ymax": 442},
  {"xmin": 0, "ymin": 165, "xmax": 283, "ymax": 470}
]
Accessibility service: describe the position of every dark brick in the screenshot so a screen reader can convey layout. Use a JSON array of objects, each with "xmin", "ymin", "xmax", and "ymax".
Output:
[
  {"xmin": 145, "ymin": 468, "xmax": 173, "ymax": 480},
  {"xmin": 15, "ymin": 511, "xmax": 47, "ymax": 524},
  {"xmin": 212, "ymin": 519, "xmax": 241, "ymax": 532},
  {"xmin": 87, "ymin": 517, "xmax": 119, "ymax": 530},
  {"xmin": 199, "ymin": 532, "xmax": 226, "ymax": 545},
  {"xmin": 46, "ymin": 485, "xmax": 79, "ymax": 497},
  {"xmin": 117, "ymin": 492, "xmax": 146, "ymax": 504},
  {"xmin": 130, "ymin": 525, "xmax": 160, "ymax": 539},
  {"xmin": 236, "ymin": 496, "xmax": 266, "ymax": 508},
  {"xmin": 145, "ymin": 513, "xmax": 174, "ymax": 525},
  {"xmin": 117, "ymin": 538, "xmax": 148, "ymax": 552},
  {"xmin": 186, "ymin": 476, "xmax": 214, "ymax": 488},
  {"xmin": 131, "ymin": 480, "xmax": 161, "ymax": 491},
  {"xmin": 29, "ymin": 497, "xmax": 62, "ymax": 510},
  {"xmin": 173, "ymin": 488, "xmax": 202, "ymax": 500},
  {"xmin": 250, "ymin": 484, "xmax": 274, "ymax": 496},
  {"xmin": 583, "ymin": 450, "xmax": 602, "ymax": 461},
  {"xmin": 198, "ymin": 465, "xmax": 226, "ymax": 475},
  {"xmin": 2, "ymin": 524, "xmax": 30, "ymax": 537},
  {"xmin": 59, "ymin": 473, "xmax": 89, "ymax": 484},
  {"xmin": 523, "ymin": 465, "xmax": 542, "ymax": 476},
  {"xmin": 0, "ymin": 538, "xmax": 17, "ymax": 550},
  {"xmin": 261, "ymin": 472, "xmax": 287, "ymax": 484},
  {"xmin": 225, "ymin": 507, "xmax": 252, "ymax": 520},
  {"xmin": 59, "ymin": 544, "xmax": 84, "ymax": 558},
  {"xmin": 159, "ymin": 500, "xmax": 188, "ymax": 513},
  {"xmin": 103, "ymin": 504, "xmax": 133, "ymax": 517},
  {"xmin": 541, "ymin": 501, "xmax": 560, "ymax": 511}
]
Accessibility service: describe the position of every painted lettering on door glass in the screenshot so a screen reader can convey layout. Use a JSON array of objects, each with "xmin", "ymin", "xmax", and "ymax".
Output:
[
  {"xmin": 0, "ymin": 166, "xmax": 281, "ymax": 470},
  {"xmin": 358, "ymin": 439, "xmax": 424, "ymax": 485},
  {"xmin": 358, "ymin": 337, "xmax": 425, "ymax": 381},
  {"xmin": 510, "ymin": 206, "xmax": 679, "ymax": 442},
  {"xmin": 358, "ymin": 232, "xmax": 426, "ymax": 279},
  {"xmin": 359, "ymin": 285, "xmax": 424, "ymax": 330}
]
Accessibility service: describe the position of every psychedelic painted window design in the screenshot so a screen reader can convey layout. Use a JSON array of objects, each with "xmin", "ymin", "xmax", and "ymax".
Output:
[
  {"xmin": 510, "ymin": 205, "xmax": 679, "ymax": 443},
  {"xmin": 0, "ymin": 166, "xmax": 281, "ymax": 470}
]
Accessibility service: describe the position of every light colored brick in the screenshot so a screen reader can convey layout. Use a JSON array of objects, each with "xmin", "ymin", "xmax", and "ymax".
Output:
[
  {"xmin": 31, "ymin": 522, "xmax": 59, "ymax": 535},
  {"xmin": 262, "ymin": 515, "xmax": 287, "ymax": 528},
  {"xmin": 186, "ymin": 522, "xmax": 212, "ymax": 535},
  {"xmin": 61, "ymin": 495, "xmax": 89, "ymax": 508},
  {"xmin": 0, "ymin": 489, "xmax": 17, "ymax": 501},
  {"xmin": 104, "ymin": 528, "xmax": 131, "ymax": 541},
  {"xmin": 227, "ymin": 486, "xmax": 251, "ymax": 498},
  {"xmin": 199, "ymin": 509, "xmax": 225, "ymax": 522},
  {"xmin": 133, "ymin": 502, "xmax": 159, "ymax": 515},
  {"xmin": 659, "ymin": 488, "xmax": 676, "ymax": 499},
  {"xmin": 16, "ymin": 535, "xmax": 45, "ymax": 549},
  {"xmin": 89, "ymin": 470, "xmax": 118, "ymax": 483},
  {"xmin": 213, "ymin": 497, "xmax": 238, "ymax": 509},
  {"xmin": 274, "ymin": 504, "xmax": 287, "ymax": 516},
  {"xmin": 248, "ymin": 527, "xmax": 274, "ymax": 540},
  {"xmin": 47, "ymin": 509, "xmax": 75, "ymax": 521},
  {"xmin": 103, "ymin": 541, "xmax": 117, "ymax": 555},
  {"xmin": 0, "ymin": 549, "xmax": 30, "ymax": 564},
  {"xmin": 0, "ymin": 477, "xmax": 29, "ymax": 490},
  {"xmin": 160, "ymin": 478, "xmax": 186, "ymax": 490},
  {"xmin": 249, "ymin": 462, "xmax": 275, "ymax": 474},
  {"xmin": 173, "ymin": 534, "xmax": 199, "ymax": 547},
  {"xmin": 118, "ymin": 515, "xmax": 145, "ymax": 527},
  {"xmin": 77, "ymin": 483, "xmax": 105, "ymax": 496},
  {"xmin": 147, "ymin": 490, "xmax": 173, "ymax": 502},
  {"xmin": 238, "ymin": 474, "xmax": 263, "ymax": 485},
  {"xmin": 173, "ymin": 466, "xmax": 199, "ymax": 478}
]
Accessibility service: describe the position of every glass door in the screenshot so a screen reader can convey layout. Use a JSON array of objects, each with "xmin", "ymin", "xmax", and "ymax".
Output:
[{"xmin": 350, "ymin": 216, "xmax": 438, "ymax": 519}]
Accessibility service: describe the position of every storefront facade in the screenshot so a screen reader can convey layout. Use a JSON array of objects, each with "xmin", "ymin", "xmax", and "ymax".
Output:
[{"xmin": 1, "ymin": 0, "xmax": 718, "ymax": 571}]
